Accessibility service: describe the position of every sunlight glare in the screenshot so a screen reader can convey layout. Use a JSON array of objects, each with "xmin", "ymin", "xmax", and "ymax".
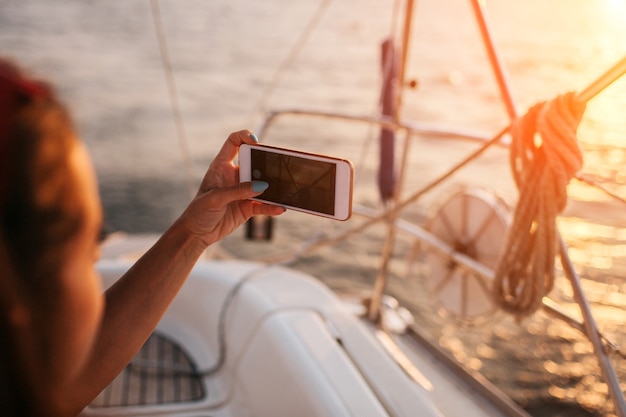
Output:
[
  {"xmin": 605, "ymin": 0, "xmax": 626, "ymax": 14},
  {"xmin": 567, "ymin": 182, "xmax": 613, "ymax": 203},
  {"xmin": 597, "ymin": 0, "xmax": 626, "ymax": 30}
]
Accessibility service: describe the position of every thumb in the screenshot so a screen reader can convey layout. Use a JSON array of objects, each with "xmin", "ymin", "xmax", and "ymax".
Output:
[
  {"xmin": 250, "ymin": 180, "xmax": 270, "ymax": 195},
  {"xmin": 207, "ymin": 181, "xmax": 269, "ymax": 207}
]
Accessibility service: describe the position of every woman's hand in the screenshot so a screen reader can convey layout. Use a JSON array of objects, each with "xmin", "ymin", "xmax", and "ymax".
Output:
[{"xmin": 177, "ymin": 130, "xmax": 284, "ymax": 247}]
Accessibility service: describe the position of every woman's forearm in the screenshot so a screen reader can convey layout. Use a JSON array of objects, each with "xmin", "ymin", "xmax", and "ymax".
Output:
[{"xmin": 67, "ymin": 218, "xmax": 207, "ymax": 413}]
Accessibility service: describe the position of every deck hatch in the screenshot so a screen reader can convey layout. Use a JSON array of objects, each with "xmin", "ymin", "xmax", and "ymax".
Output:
[{"xmin": 90, "ymin": 332, "xmax": 205, "ymax": 407}]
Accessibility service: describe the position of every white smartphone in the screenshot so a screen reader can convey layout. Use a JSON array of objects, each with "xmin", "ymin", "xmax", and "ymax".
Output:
[{"xmin": 239, "ymin": 144, "xmax": 354, "ymax": 221}]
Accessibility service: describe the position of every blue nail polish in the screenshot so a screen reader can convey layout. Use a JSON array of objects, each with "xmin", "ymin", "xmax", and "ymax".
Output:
[
  {"xmin": 250, "ymin": 133, "xmax": 259, "ymax": 143},
  {"xmin": 252, "ymin": 181, "xmax": 269, "ymax": 192}
]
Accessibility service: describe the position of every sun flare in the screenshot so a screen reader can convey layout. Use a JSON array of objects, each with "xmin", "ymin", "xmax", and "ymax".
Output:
[{"xmin": 601, "ymin": 0, "xmax": 626, "ymax": 29}]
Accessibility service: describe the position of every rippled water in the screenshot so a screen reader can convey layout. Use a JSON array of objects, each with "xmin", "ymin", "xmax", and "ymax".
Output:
[{"xmin": 2, "ymin": 0, "xmax": 626, "ymax": 415}]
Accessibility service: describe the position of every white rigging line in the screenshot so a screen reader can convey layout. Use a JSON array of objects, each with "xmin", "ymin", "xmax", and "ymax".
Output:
[
  {"xmin": 148, "ymin": 0, "xmax": 401, "ymax": 198},
  {"xmin": 150, "ymin": 0, "xmax": 334, "ymax": 196},
  {"xmin": 150, "ymin": 0, "xmax": 196, "ymax": 199},
  {"xmin": 243, "ymin": 0, "xmax": 333, "ymax": 128}
]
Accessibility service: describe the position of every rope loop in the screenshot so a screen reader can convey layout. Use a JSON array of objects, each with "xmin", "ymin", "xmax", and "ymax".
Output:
[{"xmin": 492, "ymin": 92, "xmax": 586, "ymax": 317}]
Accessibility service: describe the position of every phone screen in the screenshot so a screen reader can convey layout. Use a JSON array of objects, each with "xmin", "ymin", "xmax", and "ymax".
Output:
[{"xmin": 250, "ymin": 148, "xmax": 336, "ymax": 215}]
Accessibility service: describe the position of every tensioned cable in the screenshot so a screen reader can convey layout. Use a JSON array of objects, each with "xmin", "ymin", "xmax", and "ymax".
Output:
[
  {"xmin": 150, "ymin": 0, "xmax": 333, "ymax": 195},
  {"xmin": 150, "ymin": 0, "xmax": 196, "ymax": 199},
  {"xmin": 243, "ymin": 0, "xmax": 333, "ymax": 128}
]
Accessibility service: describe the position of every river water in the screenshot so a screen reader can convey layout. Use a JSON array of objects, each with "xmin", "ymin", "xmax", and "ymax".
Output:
[{"xmin": 1, "ymin": 0, "xmax": 626, "ymax": 415}]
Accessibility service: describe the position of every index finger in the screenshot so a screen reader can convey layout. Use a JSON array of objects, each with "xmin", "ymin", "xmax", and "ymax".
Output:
[{"xmin": 213, "ymin": 130, "xmax": 259, "ymax": 165}]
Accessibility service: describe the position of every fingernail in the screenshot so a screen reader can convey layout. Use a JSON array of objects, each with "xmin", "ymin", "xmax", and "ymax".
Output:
[
  {"xmin": 249, "ymin": 133, "xmax": 259, "ymax": 143},
  {"xmin": 252, "ymin": 181, "xmax": 269, "ymax": 192}
]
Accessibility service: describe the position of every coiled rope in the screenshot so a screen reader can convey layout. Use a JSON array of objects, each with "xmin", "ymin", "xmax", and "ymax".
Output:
[{"xmin": 492, "ymin": 92, "xmax": 587, "ymax": 317}]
